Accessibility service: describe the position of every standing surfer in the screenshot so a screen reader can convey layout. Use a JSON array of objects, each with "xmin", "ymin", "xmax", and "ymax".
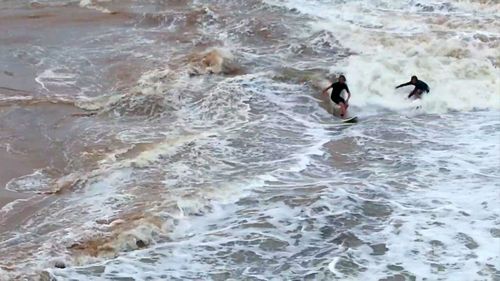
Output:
[{"xmin": 322, "ymin": 75, "xmax": 351, "ymax": 118}]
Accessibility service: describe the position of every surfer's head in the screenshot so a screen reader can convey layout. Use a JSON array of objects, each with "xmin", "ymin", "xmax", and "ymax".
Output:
[
  {"xmin": 411, "ymin": 75, "xmax": 418, "ymax": 84},
  {"xmin": 338, "ymin": 75, "xmax": 346, "ymax": 83}
]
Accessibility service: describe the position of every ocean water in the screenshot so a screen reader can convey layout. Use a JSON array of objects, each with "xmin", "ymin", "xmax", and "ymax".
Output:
[{"xmin": 0, "ymin": 0, "xmax": 499, "ymax": 280}]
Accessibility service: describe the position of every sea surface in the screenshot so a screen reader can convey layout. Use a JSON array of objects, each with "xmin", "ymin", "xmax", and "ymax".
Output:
[{"xmin": 0, "ymin": 0, "xmax": 499, "ymax": 280}]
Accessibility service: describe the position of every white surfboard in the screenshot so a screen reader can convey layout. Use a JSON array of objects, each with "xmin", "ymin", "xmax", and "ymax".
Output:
[
  {"xmin": 411, "ymin": 98, "xmax": 423, "ymax": 110},
  {"xmin": 341, "ymin": 116, "xmax": 358, "ymax": 124}
]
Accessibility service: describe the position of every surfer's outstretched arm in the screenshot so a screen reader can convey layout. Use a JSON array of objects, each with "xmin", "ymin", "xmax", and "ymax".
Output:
[
  {"xmin": 408, "ymin": 89, "xmax": 417, "ymax": 98},
  {"xmin": 395, "ymin": 82, "xmax": 412, "ymax": 89},
  {"xmin": 322, "ymin": 84, "xmax": 332, "ymax": 97}
]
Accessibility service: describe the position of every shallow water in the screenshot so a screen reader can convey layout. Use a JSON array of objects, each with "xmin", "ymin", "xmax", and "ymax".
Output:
[{"xmin": 0, "ymin": 1, "xmax": 499, "ymax": 280}]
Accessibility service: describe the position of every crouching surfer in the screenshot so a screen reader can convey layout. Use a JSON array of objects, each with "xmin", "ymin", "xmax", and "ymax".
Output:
[{"xmin": 395, "ymin": 75, "xmax": 430, "ymax": 99}]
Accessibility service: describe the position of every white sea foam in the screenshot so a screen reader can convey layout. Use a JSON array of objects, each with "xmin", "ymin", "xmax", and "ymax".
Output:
[
  {"xmin": 330, "ymin": 111, "xmax": 500, "ymax": 280},
  {"xmin": 79, "ymin": 0, "xmax": 111, "ymax": 14},
  {"xmin": 5, "ymin": 169, "xmax": 54, "ymax": 193},
  {"xmin": 265, "ymin": 0, "xmax": 500, "ymax": 114},
  {"xmin": 42, "ymin": 70, "xmax": 341, "ymax": 279},
  {"xmin": 0, "ymin": 197, "xmax": 32, "ymax": 217}
]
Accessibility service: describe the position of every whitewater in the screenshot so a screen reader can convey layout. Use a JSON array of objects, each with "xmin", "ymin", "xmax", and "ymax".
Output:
[{"xmin": 0, "ymin": 0, "xmax": 498, "ymax": 280}]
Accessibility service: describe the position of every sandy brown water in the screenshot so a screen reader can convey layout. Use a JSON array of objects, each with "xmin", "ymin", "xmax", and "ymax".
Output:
[
  {"xmin": 0, "ymin": 149, "xmax": 33, "ymax": 207},
  {"xmin": 0, "ymin": 3, "xmax": 133, "ymax": 241},
  {"xmin": 0, "ymin": 4, "xmax": 185, "ymax": 276}
]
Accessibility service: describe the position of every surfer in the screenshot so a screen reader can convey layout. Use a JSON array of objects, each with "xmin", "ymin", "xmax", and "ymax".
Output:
[
  {"xmin": 395, "ymin": 75, "xmax": 430, "ymax": 99},
  {"xmin": 322, "ymin": 75, "xmax": 351, "ymax": 118}
]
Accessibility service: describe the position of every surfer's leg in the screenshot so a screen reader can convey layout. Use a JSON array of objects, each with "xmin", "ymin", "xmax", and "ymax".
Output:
[
  {"xmin": 414, "ymin": 89, "xmax": 423, "ymax": 99},
  {"xmin": 339, "ymin": 99, "xmax": 347, "ymax": 118},
  {"xmin": 408, "ymin": 89, "xmax": 423, "ymax": 99}
]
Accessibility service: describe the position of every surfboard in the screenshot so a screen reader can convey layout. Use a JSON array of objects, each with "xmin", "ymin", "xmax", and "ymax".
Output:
[
  {"xmin": 411, "ymin": 99, "xmax": 422, "ymax": 110},
  {"xmin": 341, "ymin": 116, "xmax": 358, "ymax": 123}
]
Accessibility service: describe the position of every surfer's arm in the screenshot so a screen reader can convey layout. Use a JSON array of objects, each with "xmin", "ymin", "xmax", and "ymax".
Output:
[
  {"xmin": 408, "ymin": 90, "xmax": 415, "ymax": 98},
  {"xmin": 321, "ymin": 84, "xmax": 332, "ymax": 97},
  {"xmin": 408, "ymin": 88, "xmax": 422, "ymax": 98},
  {"xmin": 344, "ymin": 85, "xmax": 351, "ymax": 103},
  {"xmin": 395, "ymin": 82, "xmax": 411, "ymax": 89}
]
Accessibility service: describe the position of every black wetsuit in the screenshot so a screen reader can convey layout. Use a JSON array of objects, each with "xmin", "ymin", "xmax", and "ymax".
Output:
[
  {"xmin": 396, "ymin": 80, "xmax": 430, "ymax": 94},
  {"xmin": 329, "ymin": 82, "xmax": 350, "ymax": 104}
]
